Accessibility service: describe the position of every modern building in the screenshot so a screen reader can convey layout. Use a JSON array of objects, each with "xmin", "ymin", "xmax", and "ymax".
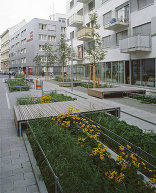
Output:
[
  {"xmin": 0, "ymin": 20, "xmax": 26, "ymax": 72},
  {"xmin": 66, "ymin": 0, "xmax": 156, "ymax": 88},
  {"xmin": 9, "ymin": 14, "xmax": 66, "ymax": 75}
]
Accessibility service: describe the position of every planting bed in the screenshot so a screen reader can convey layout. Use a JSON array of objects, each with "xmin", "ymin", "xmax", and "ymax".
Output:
[
  {"xmin": 128, "ymin": 94, "xmax": 156, "ymax": 104},
  {"xmin": 7, "ymin": 79, "xmax": 30, "ymax": 92},
  {"xmin": 16, "ymin": 91, "xmax": 76, "ymax": 105},
  {"xmin": 27, "ymin": 109, "xmax": 156, "ymax": 193}
]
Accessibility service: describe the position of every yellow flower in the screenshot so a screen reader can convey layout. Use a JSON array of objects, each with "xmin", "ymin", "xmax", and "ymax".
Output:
[
  {"xmin": 150, "ymin": 178, "xmax": 156, "ymax": 183},
  {"xmin": 119, "ymin": 146, "xmax": 125, "ymax": 151},
  {"xmin": 117, "ymin": 156, "xmax": 122, "ymax": 161},
  {"xmin": 99, "ymin": 154, "xmax": 104, "ymax": 160},
  {"xmin": 127, "ymin": 144, "xmax": 131, "ymax": 149}
]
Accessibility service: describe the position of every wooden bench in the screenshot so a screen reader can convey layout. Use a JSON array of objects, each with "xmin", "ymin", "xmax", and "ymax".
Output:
[{"xmin": 14, "ymin": 100, "xmax": 120, "ymax": 136}]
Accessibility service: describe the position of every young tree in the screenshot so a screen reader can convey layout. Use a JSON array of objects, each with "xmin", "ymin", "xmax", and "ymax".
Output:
[
  {"xmin": 85, "ymin": 12, "xmax": 106, "ymax": 88},
  {"xmin": 43, "ymin": 43, "xmax": 57, "ymax": 80},
  {"xmin": 57, "ymin": 34, "xmax": 71, "ymax": 82},
  {"xmin": 33, "ymin": 54, "xmax": 41, "ymax": 77}
]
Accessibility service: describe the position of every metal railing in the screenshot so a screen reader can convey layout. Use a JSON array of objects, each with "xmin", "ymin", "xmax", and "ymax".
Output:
[{"xmin": 80, "ymin": 113, "xmax": 156, "ymax": 170}]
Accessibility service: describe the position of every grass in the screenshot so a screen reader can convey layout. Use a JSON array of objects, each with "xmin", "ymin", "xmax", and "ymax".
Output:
[
  {"xmin": 7, "ymin": 79, "xmax": 29, "ymax": 92},
  {"xmin": 16, "ymin": 91, "xmax": 76, "ymax": 105},
  {"xmin": 128, "ymin": 94, "xmax": 156, "ymax": 104}
]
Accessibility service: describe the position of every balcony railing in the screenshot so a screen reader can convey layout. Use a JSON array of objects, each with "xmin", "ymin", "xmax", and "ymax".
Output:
[
  {"xmin": 77, "ymin": 0, "xmax": 89, "ymax": 3},
  {"xmin": 69, "ymin": 14, "xmax": 83, "ymax": 27},
  {"xmin": 104, "ymin": 18, "xmax": 129, "ymax": 31},
  {"xmin": 77, "ymin": 27, "xmax": 94, "ymax": 41},
  {"xmin": 120, "ymin": 35, "xmax": 152, "ymax": 53}
]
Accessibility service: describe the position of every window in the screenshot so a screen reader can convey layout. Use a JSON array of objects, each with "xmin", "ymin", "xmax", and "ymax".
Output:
[
  {"xmin": 116, "ymin": 5, "xmax": 129, "ymax": 23},
  {"xmin": 59, "ymin": 18, "xmax": 66, "ymax": 23},
  {"xmin": 48, "ymin": 36, "xmax": 56, "ymax": 42},
  {"xmin": 39, "ymin": 45, "xmax": 45, "ymax": 51},
  {"xmin": 133, "ymin": 22, "xmax": 151, "ymax": 36},
  {"xmin": 21, "ymin": 48, "xmax": 26, "ymax": 54},
  {"xmin": 77, "ymin": 45, "xmax": 83, "ymax": 59},
  {"xmin": 48, "ymin": 25, "xmax": 56, "ymax": 31},
  {"xmin": 21, "ymin": 30, "xmax": 26, "ymax": 37},
  {"xmin": 39, "ymin": 34, "xmax": 47, "ymax": 41},
  {"xmin": 88, "ymin": 0, "xmax": 95, "ymax": 11},
  {"xmin": 103, "ymin": 11, "xmax": 112, "ymax": 25},
  {"xmin": 102, "ymin": 36, "xmax": 111, "ymax": 48},
  {"xmin": 41, "ymin": 56, "xmax": 47, "ymax": 62},
  {"xmin": 21, "ymin": 39, "xmax": 26, "ymax": 45},
  {"xmin": 70, "ymin": 31, "xmax": 74, "ymax": 39},
  {"xmin": 21, "ymin": 58, "xmax": 26, "ymax": 64},
  {"xmin": 116, "ymin": 30, "xmax": 128, "ymax": 46},
  {"xmin": 39, "ymin": 24, "xmax": 47, "ymax": 30},
  {"xmin": 137, "ymin": 0, "xmax": 154, "ymax": 10},
  {"xmin": 70, "ymin": 0, "xmax": 74, "ymax": 9},
  {"xmin": 61, "ymin": 27, "xmax": 66, "ymax": 33}
]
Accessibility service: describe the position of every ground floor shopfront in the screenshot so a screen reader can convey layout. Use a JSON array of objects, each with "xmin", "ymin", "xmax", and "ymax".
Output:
[{"xmin": 70, "ymin": 58, "xmax": 156, "ymax": 88}]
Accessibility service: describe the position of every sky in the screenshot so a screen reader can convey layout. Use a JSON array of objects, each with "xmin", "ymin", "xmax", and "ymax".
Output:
[{"xmin": 0, "ymin": 0, "xmax": 66, "ymax": 35}]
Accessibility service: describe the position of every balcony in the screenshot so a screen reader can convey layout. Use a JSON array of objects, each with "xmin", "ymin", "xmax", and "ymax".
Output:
[
  {"xmin": 104, "ymin": 19, "xmax": 129, "ymax": 31},
  {"xmin": 120, "ymin": 35, "xmax": 152, "ymax": 53},
  {"xmin": 77, "ymin": 0, "xmax": 89, "ymax": 3},
  {"xmin": 69, "ymin": 14, "xmax": 83, "ymax": 27},
  {"xmin": 77, "ymin": 27, "xmax": 94, "ymax": 41}
]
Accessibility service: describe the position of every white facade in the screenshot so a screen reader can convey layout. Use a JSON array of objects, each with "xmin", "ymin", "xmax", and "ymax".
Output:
[{"xmin": 66, "ymin": 0, "xmax": 156, "ymax": 87}]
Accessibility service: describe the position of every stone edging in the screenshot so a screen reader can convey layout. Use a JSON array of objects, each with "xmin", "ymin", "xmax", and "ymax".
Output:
[{"xmin": 23, "ymin": 132, "xmax": 48, "ymax": 193}]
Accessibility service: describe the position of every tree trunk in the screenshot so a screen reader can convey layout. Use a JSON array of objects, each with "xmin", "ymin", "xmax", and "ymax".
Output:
[
  {"xmin": 46, "ymin": 66, "xmax": 49, "ymax": 81},
  {"xmin": 88, "ymin": 65, "xmax": 91, "ymax": 89},
  {"xmin": 62, "ymin": 64, "xmax": 64, "ymax": 82}
]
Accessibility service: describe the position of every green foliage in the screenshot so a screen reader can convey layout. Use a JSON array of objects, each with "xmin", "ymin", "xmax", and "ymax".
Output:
[
  {"xmin": 16, "ymin": 91, "xmax": 76, "ymax": 105},
  {"xmin": 57, "ymin": 34, "xmax": 71, "ymax": 66},
  {"xmin": 80, "ymin": 82, "xmax": 113, "ymax": 88},
  {"xmin": 55, "ymin": 76, "xmax": 71, "ymax": 82},
  {"xmin": 7, "ymin": 79, "xmax": 29, "ymax": 92},
  {"xmin": 85, "ymin": 112, "xmax": 156, "ymax": 160},
  {"xmin": 43, "ymin": 43, "xmax": 57, "ymax": 67},
  {"xmin": 128, "ymin": 94, "xmax": 156, "ymax": 104},
  {"xmin": 14, "ymin": 74, "xmax": 25, "ymax": 79},
  {"xmin": 28, "ymin": 118, "xmax": 154, "ymax": 193}
]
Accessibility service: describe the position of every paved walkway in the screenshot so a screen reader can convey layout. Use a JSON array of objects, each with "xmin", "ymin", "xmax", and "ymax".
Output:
[{"xmin": 0, "ymin": 78, "xmax": 40, "ymax": 193}]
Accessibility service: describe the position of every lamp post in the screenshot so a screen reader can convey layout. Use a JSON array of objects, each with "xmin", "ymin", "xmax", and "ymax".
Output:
[{"xmin": 70, "ymin": 35, "xmax": 74, "ymax": 92}]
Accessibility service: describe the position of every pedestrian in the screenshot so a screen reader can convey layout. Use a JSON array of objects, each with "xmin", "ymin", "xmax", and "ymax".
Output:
[{"xmin": 42, "ymin": 70, "xmax": 44, "ymax": 77}]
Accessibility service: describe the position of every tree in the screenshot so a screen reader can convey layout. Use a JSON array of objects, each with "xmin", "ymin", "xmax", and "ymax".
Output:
[
  {"xmin": 43, "ymin": 43, "xmax": 57, "ymax": 80},
  {"xmin": 57, "ymin": 34, "xmax": 71, "ymax": 82},
  {"xmin": 33, "ymin": 54, "xmax": 42, "ymax": 76},
  {"xmin": 85, "ymin": 12, "xmax": 106, "ymax": 88}
]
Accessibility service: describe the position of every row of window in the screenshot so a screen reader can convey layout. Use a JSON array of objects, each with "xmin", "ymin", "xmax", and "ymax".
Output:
[
  {"xmin": 39, "ymin": 34, "xmax": 56, "ymax": 41},
  {"xmin": 11, "ymin": 58, "xmax": 26, "ymax": 65},
  {"xmin": 11, "ymin": 30, "xmax": 26, "ymax": 43}
]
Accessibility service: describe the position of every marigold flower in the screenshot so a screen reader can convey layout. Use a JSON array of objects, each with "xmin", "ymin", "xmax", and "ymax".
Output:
[
  {"xmin": 119, "ymin": 146, "xmax": 125, "ymax": 151},
  {"xmin": 127, "ymin": 144, "xmax": 131, "ymax": 149}
]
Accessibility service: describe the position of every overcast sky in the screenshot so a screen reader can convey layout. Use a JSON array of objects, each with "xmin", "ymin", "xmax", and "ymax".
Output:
[{"xmin": 0, "ymin": 0, "xmax": 66, "ymax": 35}]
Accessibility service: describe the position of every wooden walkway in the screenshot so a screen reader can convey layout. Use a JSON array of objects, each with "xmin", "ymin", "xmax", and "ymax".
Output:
[
  {"xmin": 88, "ymin": 87, "xmax": 146, "ymax": 99},
  {"xmin": 14, "ymin": 99, "xmax": 120, "ymax": 136}
]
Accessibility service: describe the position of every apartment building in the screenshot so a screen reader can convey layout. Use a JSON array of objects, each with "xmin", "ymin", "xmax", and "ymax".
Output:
[
  {"xmin": 66, "ymin": 0, "xmax": 156, "ymax": 88},
  {"xmin": 0, "ymin": 20, "xmax": 26, "ymax": 72},
  {"xmin": 9, "ymin": 14, "xmax": 66, "ymax": 75}
]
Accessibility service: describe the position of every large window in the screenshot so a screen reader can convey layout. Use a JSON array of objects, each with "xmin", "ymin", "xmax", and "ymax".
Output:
[
  {"xmin": 116, "ymin": 5, "xmax": 129, "ymax": 23},
  {"xmin": 39, "ymin": 34, "xmax": 47, "ymax": 41},
  {"xmin": 105, "ymin": 62, "xmax": 111, "ymax": 81},
  {"xmin": 70, "ymin": 0, "xmax": 74, "ymax": 9},
  {"xmin": 102, "ymin": 36, "xmax": 111, "ymax": 48},
  {"xmin": 103, "ymin": 11, "xmax": 112, "ymax": 25},
  {"xmin": 48, "ymin": 36, "xmax": 56, "ymax": 42},
  {"xmin": 137, "ymin": 0, "xmax": 154, "ymax": 10},
  {"xmin": 133, "ymin": 23, "xmax": 151, "ymax": 36},
  {"xmin": 116, "ymin": 30, "xmax": 128, "ymax": 46},
  {"xmin": 39, "ymin": 24, "xmax": 47, "ymax": 30}
]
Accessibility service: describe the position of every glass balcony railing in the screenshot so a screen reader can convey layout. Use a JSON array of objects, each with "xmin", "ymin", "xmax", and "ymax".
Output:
[
  {"xmin": 77, "ymin": 0, "xmax": 89, "ymax": 3},
  {"xmin": 120, "ymin": 35, "xmax": 152, "ymax": 53},
  {"xmin": 69, "ymin": 14, "xmax": 83, "ymax": 27}
]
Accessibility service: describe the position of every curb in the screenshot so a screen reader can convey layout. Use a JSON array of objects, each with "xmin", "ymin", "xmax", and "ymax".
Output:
[{"xmin": 23, "ymin": 132, "xmax": 48, "ymax": 193}]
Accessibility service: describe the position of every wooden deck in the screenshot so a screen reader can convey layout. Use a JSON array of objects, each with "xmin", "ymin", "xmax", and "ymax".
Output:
[
  {"xmin": 88, "ymin": 87, "xmax": 146, "ymax": 99},
  {"xmin": 14, "ymin": 99, "xmax": 120, "ymax": 136}
]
